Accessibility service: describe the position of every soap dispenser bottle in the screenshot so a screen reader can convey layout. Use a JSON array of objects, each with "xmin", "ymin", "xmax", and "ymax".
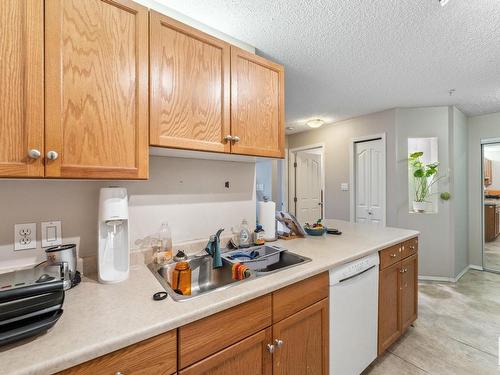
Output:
[
  {"xmin": 239, "ymin": 219, "xmax": 251, "ymax": 248},
  {"xmin": 171, "ymin": 251, "xmax": 191, "ymax": 296}
]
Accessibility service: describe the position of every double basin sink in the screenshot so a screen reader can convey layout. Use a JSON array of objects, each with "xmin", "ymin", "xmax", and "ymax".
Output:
[{"xmin": 149, "ymin": 246, "xmax": 311, "ymax": 302}]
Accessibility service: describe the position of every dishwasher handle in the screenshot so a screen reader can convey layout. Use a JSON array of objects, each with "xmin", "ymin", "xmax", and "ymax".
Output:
[{"xmin": 338, "ymin": 265, "xmax": 376, "ymax": 284}]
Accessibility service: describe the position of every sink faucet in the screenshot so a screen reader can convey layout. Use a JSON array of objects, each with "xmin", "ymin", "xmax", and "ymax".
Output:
[{"xmin": 205, "ymin": 228, "xmax": 224, "ymax": 268}]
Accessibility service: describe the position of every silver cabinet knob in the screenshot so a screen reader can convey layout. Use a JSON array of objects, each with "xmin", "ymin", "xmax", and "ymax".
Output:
[
  {"xmin": 232, "ymin": 135, "xmax": 241, "ymax": 143},
  {"xmin": 223, "ymin": 135, "xmax": 233, "ymax": 143},
  {"xmin": 28, "ymin": 149, "xmax": 41, "ymax": 159},
  {"xmin": 274, "ymin": 339, "xmax": 284, "ymax": 348},
  {"xmin": 267, "ymin": 344, "xmax": 275, "ymax": 353},
  {"xmin": 389, "ymin": 253, "xmax": 397, "ymax": 258},
  {"xmin": 46, "ymin": 151, "xmax": 59, "ymax": 160},
  {"xmin": 115, "ymin": 372, "xmax": 124, "ymax": 375}
]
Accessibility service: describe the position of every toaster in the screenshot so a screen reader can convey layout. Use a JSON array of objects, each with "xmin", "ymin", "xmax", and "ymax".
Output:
[{"xmin": 0, "ymin": 263, "xmax": 67, "ymax": 347}]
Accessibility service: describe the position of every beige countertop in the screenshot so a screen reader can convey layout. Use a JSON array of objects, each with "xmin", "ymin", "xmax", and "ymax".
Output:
[
  {"xmin": 484, "ymin": 199, "xmax": 500, "ymax": 206},
  {"xmin": 0, "ymin": 220, "xmax": 418, "ymax": 375}
]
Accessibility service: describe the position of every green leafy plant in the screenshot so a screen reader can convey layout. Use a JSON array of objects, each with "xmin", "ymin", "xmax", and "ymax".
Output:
[{"xmin": 409, "ymin": 151, "xmax": 442, "ymax": 203}]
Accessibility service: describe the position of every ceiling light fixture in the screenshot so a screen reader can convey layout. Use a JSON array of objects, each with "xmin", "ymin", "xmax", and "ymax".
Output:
[
  {"xmin": 306, "ymin": 119, "xmax": 324, "ymax": 129},
  {"xmin": 439, "ymin": 0, "xmax": 450, "ymax": 6}
]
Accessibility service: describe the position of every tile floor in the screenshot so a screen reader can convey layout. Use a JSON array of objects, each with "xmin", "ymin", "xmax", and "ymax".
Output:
[
  {"xmin": 364, "ymin": 270, "xmax": 500, "ymax": 375},
  {"xmin": 485, "ymin": 236, "xmax": 500, "ymax": 272}
]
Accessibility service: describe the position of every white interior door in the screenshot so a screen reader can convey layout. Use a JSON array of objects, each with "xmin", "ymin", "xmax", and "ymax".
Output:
[
  {"xmin": 355, "ymin": 139, "xmax": 385, "ymax": 225},
  {"xmin": 295, "ymin": 150, "xmax": 323, "ymax": 225}
]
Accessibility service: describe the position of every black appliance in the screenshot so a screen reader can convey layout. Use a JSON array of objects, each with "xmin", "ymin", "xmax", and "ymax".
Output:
[{"xmin": 0, "ymin": 264, "xmax": 66, "ymax": 347}]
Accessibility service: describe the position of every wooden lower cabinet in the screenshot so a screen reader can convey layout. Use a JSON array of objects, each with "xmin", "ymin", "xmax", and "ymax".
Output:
[
  {"xmin": 272, "ymin": 299, "xmax": 328, "ymax": 375},
  {"xmin": 401, "ymin": 254, "xmax": 418, "ymax": 331},
  {"xmin": 378, "ymin": 238, "xmax": 419, "ymax": 355},
  {"xmin": 57, "ymin": 330, "xmax": 177, "ymax": 375},
  {"xmin": 378, "ymin": 261, "xmax": 401, "ymax": 354},
  {"xmin": 57, "ymin": 274, "xmax": 329, "ymax": 375},
  {"xmin": 180, "ymin": 329, "xmax": 272, "ymax": 375}
]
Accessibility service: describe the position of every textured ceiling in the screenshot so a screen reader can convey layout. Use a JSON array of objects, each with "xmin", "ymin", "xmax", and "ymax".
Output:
[{"xmin": 158, "ymin": 0, "xmax": 500, "ymax": 133}]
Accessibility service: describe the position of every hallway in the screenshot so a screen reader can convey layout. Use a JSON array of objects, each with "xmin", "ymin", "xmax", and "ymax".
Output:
[{"xmin": 365, "ymin": 270, "xmax": 500, "ymax": 374}]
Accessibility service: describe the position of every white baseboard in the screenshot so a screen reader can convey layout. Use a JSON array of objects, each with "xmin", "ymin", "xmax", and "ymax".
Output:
[
  {"xmin": 418, "ymin": 264, "xmax": 474, "ymax": 283},
  {"xmin": 469, "ymin": 264, "xmax": 483, "ymax": 271}
]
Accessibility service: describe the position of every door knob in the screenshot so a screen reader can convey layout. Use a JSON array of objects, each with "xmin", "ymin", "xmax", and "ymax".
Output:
[
  {"xmin": 223, "ymin": 135, "xmax": 233, "ymax": 143},
  {"xmin": 46, "ymin": 151, "xmax": 59, "ymax": 160},
  {"xmin": 28, "ymin": 149, "xmax": 41, "ymax": 159},
  {"xmin": 274, "ymin": 339, "xmax": 284, "ymax": 348},
  {"xmin": 267, "ymin": 344, "xmax": 275, "ymax": 353},
  {"xmin": 232, "ymin": 135, "xmax": 241, "ymax": 143}
]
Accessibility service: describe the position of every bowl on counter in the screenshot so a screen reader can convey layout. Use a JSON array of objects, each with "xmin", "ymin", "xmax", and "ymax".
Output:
[{"xmin": 304, "ymin": 226, "xmax": 327, "ymax": 236}]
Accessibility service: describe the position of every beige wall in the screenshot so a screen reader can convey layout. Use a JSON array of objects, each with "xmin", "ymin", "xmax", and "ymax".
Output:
[
  {"xmin": 287, "ymin": 109, "xmax": 397, "ymax": 222},
  {"xmin": 287, "ymin": 106, "xmax": 468, "ymax": 279},
  {"xmin": 467, "ymin": 112, "xmax": 500, "ymax": 267},
  {"xmin": 0, "ymin": 157, "xmax": 256, "ymax": 272}
]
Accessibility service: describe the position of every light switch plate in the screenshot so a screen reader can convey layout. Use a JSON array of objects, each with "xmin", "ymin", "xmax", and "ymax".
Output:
[
  {"xmin": 14, "ymin": 223, "xmax": 37, "ymax": 251},
  {"xmin": 341, "ymin": 183, "xmax": 349, "ymax": 191},
  {"xmin": 41, "ymin": 221, "xmax": 62, "ymax": 248}
]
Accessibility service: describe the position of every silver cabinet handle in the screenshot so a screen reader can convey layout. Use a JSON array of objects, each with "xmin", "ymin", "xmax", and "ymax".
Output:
[
  {"xmin": 46, "ymin": 151, "xmax": 59, "ymax": 160},
  {"xmin": 223, "ymin": 135, "xmax": 233, "ymax": 143},
  {"xmin": 28, "ymin": 149, "xmax": 41, "ymax": 159},
  {"xmin": 232, "ymin": 135, "xmax": 240, "ymax": 143},
  {"xmin": 267, "ymin": 344, "xmax": 275, "ymax": 353},
  {"xmin": 115, "ymin": 372, "xmax": 124, "ymax": 375},
  {"xmin": 274, "ymin": 339, "xmax": 284, "ymax": 348}
]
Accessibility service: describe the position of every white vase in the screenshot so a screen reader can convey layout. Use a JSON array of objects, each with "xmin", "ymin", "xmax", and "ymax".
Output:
[{"xmin": 413, "ymin": 201, "xmax": 426, "ymax": 213}]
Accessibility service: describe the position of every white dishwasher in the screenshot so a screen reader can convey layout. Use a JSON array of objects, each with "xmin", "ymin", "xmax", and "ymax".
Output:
[{"xmin": 329, "ymin": 253, "xmax": 380, "ymax": 375}]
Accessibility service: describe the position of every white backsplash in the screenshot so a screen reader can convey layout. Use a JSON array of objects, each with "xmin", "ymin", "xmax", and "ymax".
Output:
[{"xmin": 0, "ymin": 156, "xmax": 256, "ymax": 272}]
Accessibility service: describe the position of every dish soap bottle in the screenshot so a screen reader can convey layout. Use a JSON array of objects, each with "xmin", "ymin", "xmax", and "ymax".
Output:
[
  {"xmin": 254, "ymin": 224, "xmax": 265, "ymax": 245},
  {"xmin": 172, "ymin": 250, "xmax": 191, "ymax": 296},
  {"xmin": 239, "ymin": 219, "xmax": 251, "ymax": 248}
]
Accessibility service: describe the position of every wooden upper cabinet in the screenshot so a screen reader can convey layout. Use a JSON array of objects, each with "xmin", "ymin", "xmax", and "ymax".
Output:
[
  {"xmin": 0, "ymin": 0, "xmax": 44, "ymax": 177},
  {"xmin": 150, "ymin": 12, "xmax": 231, "ymax": 153},
  {"xmin": 230, "ymin": 47, "xmax": 285, "ymax": 158},
  {"xmin": 45, "ymin": 0, "xmax": 149, "ymax": 179}
]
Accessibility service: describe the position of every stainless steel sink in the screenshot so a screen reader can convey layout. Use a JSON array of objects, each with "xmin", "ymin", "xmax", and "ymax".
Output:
[
  {"xmin": 149, "ymin": 255, "xmax": 250, "ymax": 302},
  {"xmin": 149, "ymin": 249, "xmax": 311, "ymax": 302}
]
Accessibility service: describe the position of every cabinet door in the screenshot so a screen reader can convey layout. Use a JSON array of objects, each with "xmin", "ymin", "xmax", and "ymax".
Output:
[
  {"xmin": 45, "ymin": 0, "xmax": 149, "ymax": 179},
  {"xmin": 230, "ymin": 47, "xmax": 284, "ymax": 158},
  {"xmin": 0, "ymin": 0, "xmax": 44, "ymax": 177},
  {"xmin": 378, "ymin": 261, "xmax": 401, "ymax": 355},
  {"xmin": 272, "ymin": 299, "xmax": 328, "ymax": 375},
  {"xmin": 485, "ymin": 205, "xmax": 496, "ymax": 242},
  {"xmin": 150, "ymin": 12, "xmax": 230, "ymax": 153},
  {"xmin": 401, "ymin": 254, "xmax": 418, "ymax": 331},
  {"xmin": 179, "ymin": 329, "xmax": 272, "ymax": 375}
]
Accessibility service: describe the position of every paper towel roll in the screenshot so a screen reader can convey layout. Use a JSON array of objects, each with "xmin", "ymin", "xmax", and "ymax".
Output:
[{"xmin": 258, "ymin": 200, "xmax": 276, "ymax": 241}]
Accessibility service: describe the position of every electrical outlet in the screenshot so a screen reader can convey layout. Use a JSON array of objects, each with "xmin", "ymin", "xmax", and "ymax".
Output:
[{"xmin": 14, "ymin": 223, "xmax": 37, "ymax": 251}]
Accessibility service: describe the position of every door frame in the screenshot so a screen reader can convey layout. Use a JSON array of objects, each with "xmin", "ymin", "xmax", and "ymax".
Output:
[
  {"xmin": 480, "ymin": 138, "xmax": 500, "ymax": 274},
  {"xmin": 349, "ymin": 133, "xmax": 387, "ymax": 226},
  {"xmin": 288, "ymin": 143, "xmax": 326, "ymax": 221}
]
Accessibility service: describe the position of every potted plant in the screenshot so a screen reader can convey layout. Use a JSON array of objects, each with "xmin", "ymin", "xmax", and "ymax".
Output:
[{"xmin": 409, "ymin": 151, "xmax": 442, "ymax": 213}]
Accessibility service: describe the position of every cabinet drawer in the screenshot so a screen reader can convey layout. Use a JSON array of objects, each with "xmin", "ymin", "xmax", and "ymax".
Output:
[
  {"xmin": 272, "ymin": 272, "xmax": 329, "ymax": 324},
  {"xmin": 402, "ymin": 237, "xmax": 418, "ymax": 259},
  {"xmin": 379, "ymin": 244, "xmax": 402, "ymax": 270},
  {"xmin": 58, "ymin": 330, "xmax": 177, "ymax": 375},
  {"xmin": 179, "ymin": 294, "xmax": 272, "ymax": 369}
]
